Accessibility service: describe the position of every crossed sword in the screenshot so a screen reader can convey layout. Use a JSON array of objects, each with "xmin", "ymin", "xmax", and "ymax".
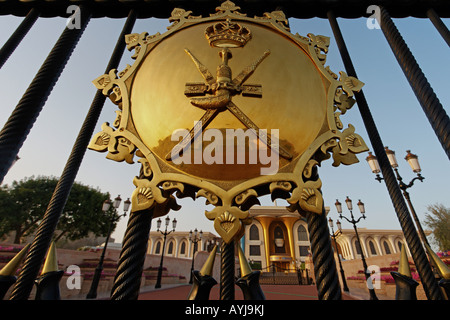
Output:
[{"xmin": 166, "ymin": 47, "xmax": 292, "ymax": 161}]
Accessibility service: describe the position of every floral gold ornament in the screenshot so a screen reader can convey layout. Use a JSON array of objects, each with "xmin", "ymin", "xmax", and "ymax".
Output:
[{"xmin": 88, "ymin": 1, "xmax": 368, "ymax": 242}]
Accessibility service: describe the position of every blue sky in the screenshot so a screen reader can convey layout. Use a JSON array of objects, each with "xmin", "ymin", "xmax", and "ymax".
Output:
[{"xmin": 0, "ymin": 11, "xmax": 448, "ymax": 247}]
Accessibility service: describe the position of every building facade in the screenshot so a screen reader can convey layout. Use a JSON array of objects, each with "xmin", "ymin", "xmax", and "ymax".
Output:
[
  {"xmin": 242, "ymin": 205, "xmax": 410, "ymax": 273},
  {"xmin": 335, "ymin": 228, "xmax": 410, "ymax": 261},
  {"xmin": 242, "ymin": 205, "xmax": 311, "ymax": 273},
  {"xmin": 148, "ymin": 231, "xmax": 218, "ymax": 259},
  {"xmin": 146, "ymin": 206, "xmax": 414, "ymax": 273}
]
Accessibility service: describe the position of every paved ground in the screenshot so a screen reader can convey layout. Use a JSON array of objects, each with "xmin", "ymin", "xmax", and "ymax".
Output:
[{"xmin": 138, "ymin": 283, "xmax": 362, "ymax": 300}]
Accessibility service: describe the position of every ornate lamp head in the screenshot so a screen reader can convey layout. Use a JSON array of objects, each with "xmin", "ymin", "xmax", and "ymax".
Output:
[
  {"xmin": 385, "ymin": 146, "xmax": 398, "ymax": 168},
  {"xmin": 357, "ymin": 199, "xmax": 365, "ymax": 216},
  {"xmin": 366, "ymin": 151, "xmax": 381, "ymax": 174},
  {"xmin": 102, "ymin": 199, "xmax": 112, "ymax": 212},
  {"xmin": 405, "ymin": 150, "xmax": 421, "ymax": 173}
]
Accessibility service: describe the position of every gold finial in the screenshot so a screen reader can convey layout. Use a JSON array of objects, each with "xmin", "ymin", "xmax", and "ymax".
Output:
[
  {"xmin": 199, "ymin": 245, "xmax": 217, "ymax": 276},
  {"xmin": 398, "ymin": 244, "xmax": 412, "ymax": 278},
  {"xmin": 425, "ymin": 243, "xmax": 450, "ymax": 280},
  {"xmin": 215, "ymin": 1, "xmax": 241, "ymax": 14},
  {"xmin": 0, "ymin": 244, "xmax": 30, "ymax": 276},
  {"xmin": 238, "ymin": 245, "xmax": 252, "ymax": 277},
  {"xmin": 41, "ymin": 242, "xmax": 59, "ymax": 275}
]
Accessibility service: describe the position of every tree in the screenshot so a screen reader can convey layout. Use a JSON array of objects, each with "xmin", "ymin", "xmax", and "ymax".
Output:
[
  {"xmin": 424, "ymin": 203, "xmax": 450, "ymax": 251},
  {"xmin": 0, "ymin": 176, "xmax": 119, "ymax": 244}
]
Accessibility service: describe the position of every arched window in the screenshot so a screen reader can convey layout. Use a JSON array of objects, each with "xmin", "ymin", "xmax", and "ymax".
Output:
[
  {"xmin": 383, "ymin": 241, "xmax": 391, "ymax": 255},
  {"xmin": 397, "ymin": 241, "xmax": 403, "ymax": 252},
  {"xmin": 299, "ymin": 246, "xmax": 309, "ymax": 257},
  {"xmin": 155, "ymin": 241, "xmax": 161, "ymax": 254},
  {"xmin": 297, "ymin": 225, "xmax": 308, "ymax": 241},
  {"xmin": 355, "ymin": 240, "xmax": 362, "ymax": 255},
  {"xmin": 369, "ymin": 240, "xmax": 377, "ymax": 255},
  {"xmin": 274, "ymin": 226, "xmax": 285, "ymax": 254},
  {"xmin": 274, "ymin": 226, "xmax": 283, "ymax": 239},
  {"xmin": 180, "ymin": 241, "xmax": 186, "ymax": 255},
  {"xmin": 249, "ymin": 224, "xmax": 259, "ymax": 240},
  {"xmin": 168, "ymin": 241, "xmax": 174, "ymax": 255},
  {"xmin": 249, "ymin": 245, "xmax": 261, "ymax": 256}
]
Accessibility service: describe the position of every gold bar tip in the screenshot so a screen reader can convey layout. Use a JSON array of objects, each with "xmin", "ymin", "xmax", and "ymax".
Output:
[
  {"xmin": 238, "ymin": 245, "xmax": 253, "ymax": 277},
  {"xmin": 425, "ymin": 243, "xmax": 450, "ymax": 280},
  {"xmin": 398, "ymin": 244, "xmax": 412, "ymax": 278},
  {"xmin": 199, "ymin": 245, "xmax": 217, "ymax": 276},
  {"xmin": 0, "ymin": 243, "xmax": 31, "ymax": 276},
  {"xmin": 41, "ymin": 242, "xmax": 59, "ymax": 275}
]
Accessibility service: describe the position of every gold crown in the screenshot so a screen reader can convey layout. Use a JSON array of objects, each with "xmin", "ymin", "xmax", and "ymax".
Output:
[{"xmin": 205, "ymin": 19, "xmax": 251, "ymax": 48}]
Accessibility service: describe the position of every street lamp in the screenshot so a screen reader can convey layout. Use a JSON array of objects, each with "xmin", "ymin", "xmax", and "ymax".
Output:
[
  {"xmin": 189, "ymin": 228, "xmax": 203, "ymax": 284},
  {"xmin": 87, "ymin": 195, "xmax": 130, "ymax": 299},
  {"xmin": 328, "ymin": 217, "xmax": 349, "ymax": 292},
  {"xmin": 336, "ymin": 219, "xmax": 342, "ymax": 232},
  {"xmin": 155, "ymin": 216, "xmax": 177, "ymax": 289},
  {"xmin": 366, "ymin": 147, "xmax": 429, "ymax": 246},
  {"xmin": 336, "ymin": 197, "xmax": 378, "ymax": 300}
]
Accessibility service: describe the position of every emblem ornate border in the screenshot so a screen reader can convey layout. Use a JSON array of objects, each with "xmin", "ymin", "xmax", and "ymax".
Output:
[{"xmin": 88, "ymin": 1, "xmax": 368, "ymax": 243}]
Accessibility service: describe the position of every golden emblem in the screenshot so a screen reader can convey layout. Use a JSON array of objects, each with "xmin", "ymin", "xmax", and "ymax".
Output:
[{"xmin": 88, "ymin": 1, "xmax": 368, "ymax": 243}]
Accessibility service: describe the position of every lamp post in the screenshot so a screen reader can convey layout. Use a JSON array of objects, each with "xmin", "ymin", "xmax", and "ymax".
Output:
[
  {"xmin": 328, "ymin": 217, "xmax": 349, "ymax": 292},
  {"xmin": 336, "ymin": 197, "xmax": 378, "ymax": 300},
  {"xmin": 189, "ymin": 228, "xmax": 203, "ymax": 284},
  {"xmin": 155, "ymin": 216, "xmax": 177, "ymax": 289},
  {"xmin": 366, "ymin": 148, "xmax": 429, "ymax": 247},
  {"xmin": 86, "ymin": 195, "xmax": 130, "ymax": 299}
]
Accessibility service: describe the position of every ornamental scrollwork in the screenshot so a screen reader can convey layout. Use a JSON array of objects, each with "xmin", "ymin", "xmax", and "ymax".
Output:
[{"xmin": 89, "ymin": 123, "xmax": 136, "ymax": 164}]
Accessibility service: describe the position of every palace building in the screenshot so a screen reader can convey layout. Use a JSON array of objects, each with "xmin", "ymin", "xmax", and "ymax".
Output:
[
  {"xmin": 333, "ymin": 227, "xmax": 411, "ymax": 261},
  {"xmin": 147, "ymin": 205, "xmax": 412, "ymax": 274},
  {"xmin": 241, "ymin": 205, "xmax": 410, "ymax": 273},
  {"xmin": 242, "ymin": 205, "xmax": 311, "ymax": 272},
  {"xmin": 148, "ymin": 231, "xmax": 219, "ymax": 259}
]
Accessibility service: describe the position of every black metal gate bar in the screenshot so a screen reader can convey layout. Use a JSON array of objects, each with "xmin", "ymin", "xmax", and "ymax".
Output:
[
  {"xmin": 110, "ymin": 207, "xmax": 153, "ymax": 300},
  {"xmin": 306, "ymin": 207, "xmax": 341, "ymax": 300},
  {"xmin": 9, "ymin": 9, "xmax": 137, "ymax": 300},
  {"xmin": 426, "ymin": 8, "xmax": 450, "ymax": 47},
  {"xmin": 379, "ymin": 6, "xmax": 450, "ymax": 161},
  {"xmin": 327, "ymin": 10, "xmax": 443, "ymax": 301},
  {"xmin": 220, "ymin": 240, "xmax": 235, "ymax": 300},
  {"xmin": 0, "ymin": 6, "xmax": 91, "ymax": 185},
  {"xmin": 1, "ymin": 1, "xmax": 449, "ymax": 19},
  {"xmin": 0, "ymin": 7, "xmax": 40, "ymax": 69}
]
